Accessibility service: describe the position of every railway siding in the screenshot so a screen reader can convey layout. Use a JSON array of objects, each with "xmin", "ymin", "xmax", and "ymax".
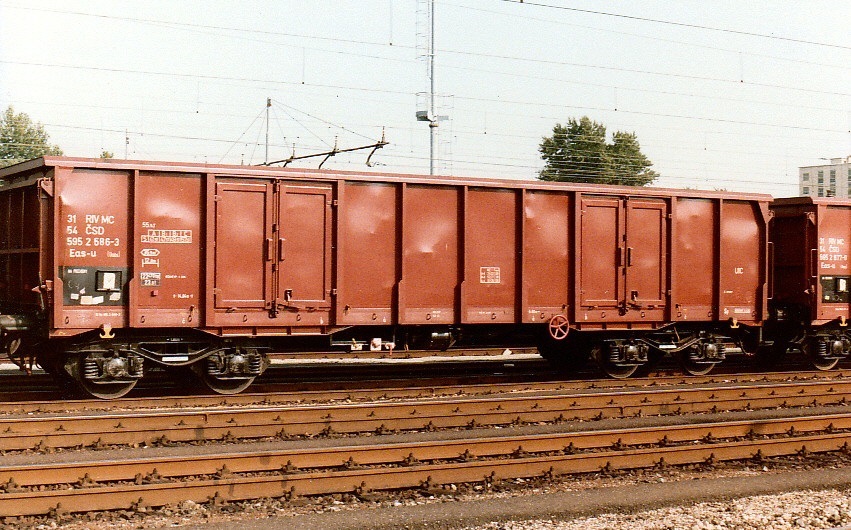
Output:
[
  {"xmin": 0, "ymin": 413, "xmax": 848, "ymax": 516},
  {"xmin": 0, "ymin": 379, "xmax": 848, "ymax": 451}
]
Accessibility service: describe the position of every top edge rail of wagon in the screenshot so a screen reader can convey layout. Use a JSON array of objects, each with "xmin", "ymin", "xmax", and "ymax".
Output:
[{"xmin": 0, "ymin": 156, "xmax": 776, "ymax": 202}]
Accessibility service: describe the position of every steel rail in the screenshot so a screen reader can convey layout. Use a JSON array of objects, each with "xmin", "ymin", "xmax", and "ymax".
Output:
[
  {"xmin": 0, "ymin": 379, "xmax": 848, "ymax": 451},
  {"xmin": 0, "ymin": 413, "xmax": 848, "ymax": 516}
]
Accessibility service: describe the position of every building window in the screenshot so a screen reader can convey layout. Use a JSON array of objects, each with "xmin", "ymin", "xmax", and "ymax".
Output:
[
  {"xmin": 818, "ymin": 171, "xmax": 824, "ymax": 184},
  {"xmin": 803, "ymin": 186, "xmax": 810, "ymax": 195},
  {"xmin": 803, "ymin": 172, "xmax": 810, "ymax": 181},
  {"xmin": 818, "ymin": 187, "xmax": 824, "ymax": 197}
]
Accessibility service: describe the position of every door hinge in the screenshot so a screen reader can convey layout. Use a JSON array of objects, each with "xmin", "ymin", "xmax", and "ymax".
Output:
[{"xmin": 39, "ymin": 179, "xmax": 55, "ymax": 197}]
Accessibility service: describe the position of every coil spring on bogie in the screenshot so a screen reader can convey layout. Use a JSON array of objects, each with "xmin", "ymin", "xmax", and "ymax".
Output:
[
  {"xmin": 248, "ymin": 353, "xmax": 262, "ymax": 375},
  {"xmin": 129, "ymin": 355, "xmax": 144, "ymax": 376},
  {"xmin": 818, "ymin": 340, "xmax": 828, "ymax": 357},
  {"xmin": 83, "ymin": 357, "xmax": 100, "ymax": 379},
  {"xmin": 608, "ymin": 344, "xmax": 621, "ymax": 364}
]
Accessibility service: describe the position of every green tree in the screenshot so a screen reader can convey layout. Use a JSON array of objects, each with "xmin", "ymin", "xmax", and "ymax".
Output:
[
  {"xmin": 99, "ymin": 150, "xmax": 114, "ymax": 159},
  {"xmin": 538, "ymin": 116, "xmax": 658, "ymax": 186},
  {"xmin": 0, "ymin": 106, "xmax": 63, "ymax": 168}
]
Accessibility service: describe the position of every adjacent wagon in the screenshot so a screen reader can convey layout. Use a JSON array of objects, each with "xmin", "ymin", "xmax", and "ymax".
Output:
[{"xmin": 771, "ymin": 196, "xmax": 851, "ymax": 369}]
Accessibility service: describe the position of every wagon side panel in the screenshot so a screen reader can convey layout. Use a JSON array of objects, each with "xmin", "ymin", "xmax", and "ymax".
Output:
[
  {"xmin": 522, "ymin": 190, "xmax": 571, "ymax": 324},
  {"xmin": 672, "ymin": 197, "xmax": 717, "ymax": 321},
  {"xmin": 52, "ymin": 167, "xmax": 132, "ymax": 334},
  {"xmin": 335, "ymin": 181, "xmax": 398, "ymax": 326},
  {"xmin": 462, "ymin": 187, "xmax": 518, "ymax": 323},
  {"xmin": 718, "ymin": 199, "xmax": 769, "ymax": 323},
  {"xmin": 398, "ymin": 184, "xmax": 460, "ymax": 324},
  {"xmin": 131, "ymin": 171, "xmax": 203, "ymax": 328}
]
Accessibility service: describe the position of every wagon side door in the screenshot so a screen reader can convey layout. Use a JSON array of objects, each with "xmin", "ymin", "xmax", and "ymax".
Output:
[
  {"xmin": 579, "ymin": 196, "xmax": 624, "ymax": 309},
  {"xmin": 213, "ymin": 181, "xmax": 274, "ymax": 310},
  {"xmin": 275, "ymin": 183, "xmax": 333, "ymax": 316},
  {"xmin": 624, "ymin": 198, "xmax": 667, "ymax": 311}
]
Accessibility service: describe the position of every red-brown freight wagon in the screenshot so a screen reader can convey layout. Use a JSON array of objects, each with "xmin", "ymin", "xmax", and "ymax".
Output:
[
  {"xmin": 771, "ymin": 196, "xmax": 851, "ymax": 370},
  {"xmin": 0, "ymin": 157, "xmax": 772, "ymax": 398}
]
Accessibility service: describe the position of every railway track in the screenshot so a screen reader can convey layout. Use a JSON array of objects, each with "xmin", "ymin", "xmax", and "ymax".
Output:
[
  {"xmin": 0, "ymin": 375, "xmax": 848, "ymax": 451},
  {"xmin": 0, "ymin": 412, "xmax": 848, "ymax": 517},
  {"xmin": 0, "ymin": 369, "xmax": 848, "ymax": 520}
]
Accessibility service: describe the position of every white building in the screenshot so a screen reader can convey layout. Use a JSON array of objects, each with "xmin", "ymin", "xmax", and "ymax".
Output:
[{"xmin": 800, "ymin": 156, "xmax": 851, "ymax": 198}]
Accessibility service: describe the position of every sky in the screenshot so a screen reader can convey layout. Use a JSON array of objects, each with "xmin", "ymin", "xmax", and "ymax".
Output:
[{"xmin": 0, "ymin": 0, "xmax": 849, "ymax": 196}]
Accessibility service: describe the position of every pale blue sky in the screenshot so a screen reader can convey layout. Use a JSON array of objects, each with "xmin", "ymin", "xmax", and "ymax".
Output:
[{"xmin": 1, "ymin": 0, "xmax": 849, "ymax": 196}]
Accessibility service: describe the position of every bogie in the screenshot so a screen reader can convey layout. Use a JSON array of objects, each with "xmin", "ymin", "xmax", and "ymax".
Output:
[
  {"xmin": 33, "ymin": 336, "xmax": 271, "ymax": 399},
  {"xmin": 593, "ymin": 342, "xmax": 646, "ymax": 379},
  {"xmin": 679, "ymin": 340, "xmax": 725, "ymax": 376},
  {"xmin": 801, "ymin": 336, "xmax": 848, "ymax": 371},
  {"xmin": 192, "ymin": 348, "xmax": 267, "ymax": 395},
  {"xmin": 63, "ymin": 351, "xmax": 141, "ymax": 399}
]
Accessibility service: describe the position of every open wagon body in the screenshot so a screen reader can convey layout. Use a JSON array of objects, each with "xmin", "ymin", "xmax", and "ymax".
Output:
[{"xmin": 0, "ymin": 157, "xmax": 772, "ymax": 396}]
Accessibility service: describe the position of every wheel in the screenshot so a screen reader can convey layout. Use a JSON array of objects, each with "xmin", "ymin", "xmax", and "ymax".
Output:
[
  {"xmin": 66, "ymin": 352, "xmax": 138, "ymax": 400},
  {"xmin": 810, "ymin": 356, "xmax": 840, "ymax": 371},
  {"xmin": 193, "ymin": 368, "xmax": 255, "ymax": 395},
  {"xmin": 76, "ymin": 377, "xmax": 137, "ymax": 399},
  {"xmin": 802, "ymin": 340, "xmax": 840, "ymax": 371},
  {"xmin": 548, "ymin": 315, "xmax": 570, "ymax": 340},
  {"xmin": 191, "ymin": 361, "xmax": 256, "ymax": 395},
  {"xmin": 679, "ymin": 350, "xmax": 716, "ymax": 376},
  {"xmin": 190, "ymin": 348, "xmax": 265, "ymax": 395},
  {"xmin": 593, "ymin": 344, "xmax": 639, "ymax": 379}
]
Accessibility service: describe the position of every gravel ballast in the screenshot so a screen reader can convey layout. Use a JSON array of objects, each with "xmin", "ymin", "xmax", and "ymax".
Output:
[{"xmin": 463, "ymin": 489, "xmax": 851, "ymax": 530}]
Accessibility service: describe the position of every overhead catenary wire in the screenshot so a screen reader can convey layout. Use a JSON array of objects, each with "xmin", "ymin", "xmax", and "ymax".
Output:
[
  {"xmin": 449, "ymin": 2, "xmax": 850, "ymax": 71},
  {"xmin": 499, "ymin": 0, "xmax": 851, "ymax": 51},
  {"xmin": 217, "ymin": 106, "xmax": 267, "ymax": 164},
  {"xmin": 11, "ymin": 91, "xmax": 844, "ymax": 147},
  {"xmin": 31, "ymin": 112, "xmax": 832, "ymax": 180},
  {"xmin": 6, "ymin": 2, "xmax": 848, "ymax": 71},
  {"xmin": 33, "ymin": 119, "xmax": 830, "ymax": 176},
  {"xmin": 4, "ymin": 60, "xmax": 847, "ymax": 134},
  {"xmin": 3, "ymin": 44, "xmax": 849, "ymax": 99},
  {"xmin": 2, "ymin": 2, "xmax": 845, "ymax": 192}
]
